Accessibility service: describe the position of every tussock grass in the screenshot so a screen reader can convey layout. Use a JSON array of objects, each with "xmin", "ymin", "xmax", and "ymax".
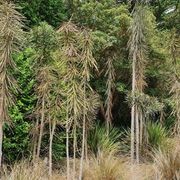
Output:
[
  {"xmin": 1, "ymin": 138, "xmax": 179, "ymax": 180},
  {"xmin": 1, "ymin": 160, "xmax": 65, "ymax": 180},
  {"xmin": 154, "ymin": 138, "xmax": 180, "ymax": 180},
  {"xmin": 83, "ymin": 154, "xmax": 155, "ymax": 180},
  {"xmin": 83, "ymin": 152, "xmax": 124, "ymax": 180}
]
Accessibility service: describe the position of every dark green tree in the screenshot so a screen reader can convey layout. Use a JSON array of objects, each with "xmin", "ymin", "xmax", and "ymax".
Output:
[{"xmin": 14, "ymin": 0, "xmax": 67, "ymax": 27}]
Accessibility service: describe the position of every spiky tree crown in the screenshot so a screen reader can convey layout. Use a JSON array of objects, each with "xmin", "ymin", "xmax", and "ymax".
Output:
[{"xmin": 0, "ymin": 1, "xmax": 25, "ymax": 123}]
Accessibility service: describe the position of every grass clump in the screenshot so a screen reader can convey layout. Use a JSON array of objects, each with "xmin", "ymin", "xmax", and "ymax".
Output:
[
  {"xmin": 147, "ymin": 122, "xmax": 169, "ymax": 150},
  {"xmin": 154, "ymin": 139, "xmax": 180, "ymax": 180}
]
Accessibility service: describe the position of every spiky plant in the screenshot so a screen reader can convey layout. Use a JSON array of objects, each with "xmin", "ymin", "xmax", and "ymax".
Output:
[
  {"xmin": 57, "ymin": 22, "xmax": 100, "ymax": 180},
  {"xmin": 79, "ymin": 29, "xmax": 98, "ymax": 179},
  {"xmin": 30, "ymin": 22, "xmax": 57, "ymax": 160},
  {"xmin": 84, "ymin": 124, "xmax": 122, "ymax": 180},
  {"xmin": 128, "ymin": 4, "xmax": 148, "ymax": 163},
  {"xmin": 147, "ymin": 122, "xmax": 168, "ymax": 150},
  {"xmin": 88, "ymin": 124, "xmax": 121, "ymax": 156},
  {"xmin": 0, "ymin": 1, "xmax": 25, "ymax": 166},
  {"xmin": 57, "ymin": 22, "xmax": 83, "ymax": 180}
]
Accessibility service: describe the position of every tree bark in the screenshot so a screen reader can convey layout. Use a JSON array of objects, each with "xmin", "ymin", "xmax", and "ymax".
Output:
[
  {"xmin": 73, "ymin": 124, "xmax": 77, "ymax": 180},
  {"xmin": 131, "ymin": 55, "xmax": 136, "ymax": 163},
  {"xmin": 36, "ymin": 98, "xmax": 45, "ymax": 158},
  {"xmin": 33, "ymin": 118, "xmax": 39, "ymax": 162},
  {"xmin": 66, "ymin": 107, "xmax": 70, "ymax": 180},
  {"xmin": 79, "ymin": 85, "xmax": 86, "ymax": 180},
  {"xmin": 131, "ymin": 105, "xmax": 135, "ymax": 164},
  {"xmin": 139, "ymin": 110, "xmax": 143, "ymax": 150},
  {"xmin": 135, "ymin": 106, "xmax": 139, "ymax": 163},
  {"xmin": 49, "ymin": 119, "xmax": 56, "ymax": 177}
]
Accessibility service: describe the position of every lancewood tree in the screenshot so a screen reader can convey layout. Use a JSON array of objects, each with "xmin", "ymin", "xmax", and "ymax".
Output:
[
  {"xmin": 57, "ymin": 23, "xmax": 99, "ymax": 180},
  {"xmin": 30, "ymin": 22, "xmax": 57, "ymax": 160},
  {"xmin": 57, "ymin": 22, "xmax": 83, "ymax": 180},
  {"xmin": 0, "ymin": 1, "xmax": 25, "ymax": 166},
  {"xmin": 128, "ymin": 4, "xmax": 148, "ymax": 163},
  {"xmin": 79, "ymin": 30, "xmax": 98, "ymax": 180},
  {"xmin": 47, "ymin": 75, "xmax": 61, "ymax": 176}
]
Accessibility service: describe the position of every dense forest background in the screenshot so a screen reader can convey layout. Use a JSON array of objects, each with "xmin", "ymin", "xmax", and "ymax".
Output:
[{"xmin": 0, "ymin": 0, "xmax": 179, "ymax": 179}]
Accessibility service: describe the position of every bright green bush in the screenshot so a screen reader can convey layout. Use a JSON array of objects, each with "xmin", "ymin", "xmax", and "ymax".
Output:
[
  {"xmin": 147, "ymin": 121, "xmax": 169, "ymax": 150},
  {"xmin": 3, "ymin": 48, "xmax": 35, "ymax": 163},
  {"xmin": 88, "ymin": 124, "xmax": 121, "ymax": 155}
]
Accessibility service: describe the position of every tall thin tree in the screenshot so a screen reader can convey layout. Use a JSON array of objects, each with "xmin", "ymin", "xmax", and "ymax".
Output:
[
  {"xmin": 57, "ymin": 22, "xmax": 83, "ymax": 180},
  {"xmin": 128, "ymin": 4, "xmax": 148, "ymax": 163},
  {"xmin": 48, "ymin": 85, "xmax": 61, "ymax": 176},
  {"xmin": 0, "ymin": 1, "xmax": 25, "ymax": 166},
  {"xmin": 30, "ymin": 22, "xmax": 57, "ymax": 160},
  {"xmin": 79, "ymin": 30, "xmax": 98, "ymax": 180}
]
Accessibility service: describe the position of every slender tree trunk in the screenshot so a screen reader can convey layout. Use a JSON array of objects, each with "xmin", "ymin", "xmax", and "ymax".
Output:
[
  {"xmin": 73, "ymin": 123, "xmax": 77, "ymax": 180},
  {"xmin": 85, "ymin": 129, "xmax": 88, "ymax": 162},
  {"xmin": 135, "ymin": 106, "xmax": 139, "ymax": 163},
  {"xmin": 36, "ymin": 98, "xmax": 45, "ymax": 158},
  {"xmin": 79, "ymin": 85, "xmax": 86, "ymax": 180},
  {"xmin": 33, "ymin": 118, "xmax": 39, "ymax": 162},
  {"xmin": 131, "ymin": 105, "xmax": 135, "ymax": 164},
  {"xmin": 139, "ymin": 110, "xmax": 143, "ymax": 150},
  {"xmin": 66, "ymin": 126, "xmax": 70, "ymax": 180},
  {"xmin": 79, "ymin": 116, "xmax": 85, "ymax": 180},
  {"xmin": 131, "ymin": 56, "xmax": 136, "ymax": 163},
  {"xmin": 0, "ymin": 122, "xmax": 3, "ymax": 167},
  {"xmin": 66, "ymin": 107, "xmax": 70, "ymax": 180},
  {"xmin": 49, "ymin": 119, "xmax": 56, "ymax": 177}
]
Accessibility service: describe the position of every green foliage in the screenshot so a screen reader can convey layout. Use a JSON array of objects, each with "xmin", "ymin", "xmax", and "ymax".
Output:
[
  {"xmin": 1, "ymin": 0, "xmax": 179, "ymax": 167},
  {"xmin": 147, "ymin": 122, "xmax": 168, "ymax": 150},
  {"xmin": 127, "ymin": 91, "xmax": 164, "ymax": 116},
  {"xmin": 3, "ymin": 107, "xmax": 30, "ymax": 162},
  {"xmin": 88, "ymin": 124, "xmax": 121, "ymax": 155},
  {"xmin": 30, "ymin": 22, "xmax": 58, "ymax": 59},
  {"xmin": 52, "ymin": 131, "xmax": 66, "ymax": 161},
  {"xmin": 74, "ymin": 1, "xmax": 130, "ymax": 33},
  {"xmin": 3, "ymin": 48, "xmax": 35, "ymax": 163},
  {"xmin": 40, "ymin": 131, "xmax": 66, "ymax": 161},
  {"xmin": 120, "ymin": 122, "xmax": 169, "ymax": 155},
  {"xmin": 14, "ymin": 0, "xmax": 67, "ymax": 27}
]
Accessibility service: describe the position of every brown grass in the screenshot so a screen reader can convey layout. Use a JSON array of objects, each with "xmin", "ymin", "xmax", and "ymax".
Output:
[
  {"xmin": 83, "ymin": 152, "xmax": 124, "ymax": 180},
  {"xmin": 1, "ymin": 160, "xmax": 66, "ymax": 180},
  {"xmin": 154, "ymin": 137, "xmax": 180, "ymax": 180},
  {"xmin": 83, "ymin": 153, "xmax": 155, "ymax": 180},
  {"xmin": 1, "ymin": 138, "xmax": 179, "ymax": 180}
]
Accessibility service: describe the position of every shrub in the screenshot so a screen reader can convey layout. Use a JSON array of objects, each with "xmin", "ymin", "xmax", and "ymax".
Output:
[
  {"xmin": 87, "ymin": 124, "xmax": 121, "ymax": 155},
  {"xmin": 147, "ymin": 121, "xmax": 168, "ymax": 150}
]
